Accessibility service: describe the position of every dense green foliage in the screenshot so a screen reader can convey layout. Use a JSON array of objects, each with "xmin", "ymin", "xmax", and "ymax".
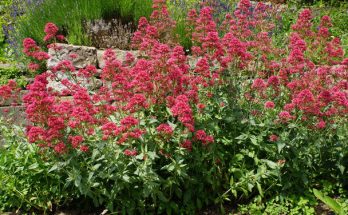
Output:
[
  {"xmin": 0, "ymin": 67, "xmax": 27, "ymax": 88},
  {"xmin": 0, "ymin": 0, "xmax": 12, "ymax": 62},
  {"xmin": 0, "ymin": 121, "xmax": 75, "ymax": 213},
  {"xmin": 12, "ymin": 0, "xmax": 153, "ymax": 48}
]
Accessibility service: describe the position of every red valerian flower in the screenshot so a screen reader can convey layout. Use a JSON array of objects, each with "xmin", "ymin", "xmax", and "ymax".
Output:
[
  {"xmin": 23, "ymin": 38, "xmax": 40, "ymax": 56},
  {"xmin": 69, "ymin": 53, "xmax": 78, "ymax": 59},
  {"xmin": 52, "ymin": 60, "xmax": 75, "ymax": 73},
  {"xmin": 171, "ymin": 95, "xmax": 194, "ymax": 131},
  {"xmin": 44, "ymin": 23, "xmax": 59, "ymax": 36},
  {"xmin": 156, "ymin": 123, "xmax": 173, "ymax": 135},
  {"xmin": 269, "ymin": 134, "xmax": 279, "ymax": 142},
  {"xmin": 278, "ymin": 111, "xmax": 293, "ymax": 121},
  {"xmin": 54, "ymin": 142, "xmax": 66, "ymax": 154},
  {"xmin": 0, "ymin": 80, "xmax": 19, "ymax": 103},
  {"xmin": 181, "ymin": 140, "xmax": 192, "ymax": 151},
  {"xmin": 268, "ymin": 75, "xmax": 280, "ymax": 86},
  {"xmin": 23, "ymin": 38, "xmax": 38, "ymax": 50},
  {"xmin": 316, "ymin": 120, "xmax": 326, "ymax": 129},
  {"xmin": 26, "ymin": 126, "xmax": 46, "ymax": 143},
  {"xmin": 44, "ymin": 34, "xmax": 54, "ymax": 42},
  {"xmin": 195, "ymin": 130, "xmax": 214, "ymax": 145},
  {"xmin": 125, "ymin": 94, "xmax": 148, "ymax": 111},
  {"xmin": 252, "ymin": 78, "xmax": 266, "ymax": 90},
  {"xmin": 197, "ymin": 103, "xmax": 206, "ymax": 109},
  {"xmin": 124, "ymin": 149, "xmax": 137, "ymax": 156},
  {"xmin": 264, "ymin": 101, "xmax": 275, "ymax": 109},
  {"xmin": 32, "ymin": 51, "xmax": 50, "ymax": 61},
  {"xmin": 56, "ymin": 35, "xmax": 65, "ymax": 41},
  {"xmin": 101, "ymin": 122, "xmax": 119, "ymax": 137},
  {"xmin": 80, "ymin": 145, "xmax": 89, "ymax": 152},
  {"xmin": 28, "ymin": 62, "xmax": 40, "ymax": 71},
  {"xmin": 69, "ymin": 135, "xmax": 84, "ymax": 148},
  {"xmin": 283, "ymin": 103, "xmax": 295, "ymax": 112},
  {"xmin": 121, "ymin": 116, "xmax": 139, "ymax": 128},
  {"xmin": 128, "ymin": 129, "xmax": 145, "ymax": 139}
]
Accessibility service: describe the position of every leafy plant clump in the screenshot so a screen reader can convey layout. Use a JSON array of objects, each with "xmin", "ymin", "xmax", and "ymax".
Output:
[
  {"xmin": 6, "ymin": 0, "xmax": 153, "ymax": 54},
  {"xmin": 0, "ymin": 0, "xmax": 347, "ymax": 213}
]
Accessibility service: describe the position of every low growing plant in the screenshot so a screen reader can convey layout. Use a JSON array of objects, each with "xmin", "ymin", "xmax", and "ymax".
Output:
[{"xmin": 0, "ymin": 119, "xmax": 76, "ymax": 213}]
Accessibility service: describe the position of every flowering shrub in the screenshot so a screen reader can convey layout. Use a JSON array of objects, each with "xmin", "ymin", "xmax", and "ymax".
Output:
[
  {"xmin": 10, "ymin": 3, "xmax": 226, "ymax": 212},
  {"xmin": 1, "ymin": 0, "xmax": 348, "ymax": 213}
]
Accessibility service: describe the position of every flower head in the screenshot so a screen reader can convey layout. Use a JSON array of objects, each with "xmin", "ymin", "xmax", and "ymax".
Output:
[
  {"xmin": 44, "ymin": 22, "xmax": 59, "ymax": 36},
  {"xmin": 124, "ymin": 149, "xmax": 137, "ymax": 156},
  {"xmin": 156, "ymin": 123, "xmax": 173, "ymax": 135},
  {"xmin": 264, "ymin": 101, "xmax": 275, "ymax": 109}
]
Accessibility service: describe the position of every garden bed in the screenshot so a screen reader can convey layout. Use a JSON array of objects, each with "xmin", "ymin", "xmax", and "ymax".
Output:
[{"xmin": 1, "ymin": 0, "xmax": 348, "ymax": 214}]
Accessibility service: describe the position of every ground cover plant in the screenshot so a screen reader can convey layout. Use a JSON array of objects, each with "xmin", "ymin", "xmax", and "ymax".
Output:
[{"xmin": 0, "ymin": 0, "xmax": 348, "ymax": 213}]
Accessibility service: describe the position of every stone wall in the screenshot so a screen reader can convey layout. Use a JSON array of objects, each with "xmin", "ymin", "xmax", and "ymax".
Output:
[
  {"xmin": 0, "ymin": 44, "xmax": 140, "ymax": 129},
  {"xmin": 48, "ymin": 43, "xmax": 139, "ymax": 70},
  {"xmin": 0, "ymin": 43, "xmax": 198, "ymax": 128}
]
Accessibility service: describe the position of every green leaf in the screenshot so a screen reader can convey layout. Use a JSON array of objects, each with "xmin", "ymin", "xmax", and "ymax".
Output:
[
  {"xmin": 149, "ymin": 118, "xmax": 158, "ymax": 124},
  {"xmin": 313, "ymin": 189, "xmax": 343, "ymax": 215},
  {"xmin": 235, "ymin": 134, "xmax": 247, "ymax": 140},
  {"xmin": 28, "ymin": 163, "xmax": 39, "ymax": 170},
  {"xmin": 250, "ymin": 136, "xmax": 258, "ymax": 145},
  {"xmin": 247, "ymin": 183, "xmax": 254, "ymax": 192},
  {"xmin": 74, "ymin": 175, "xmax": 82, "ymax": 188},
  {"xmin": 230, "ymin": 176, "xmax": 234, "ymax": 187},
  {"xmin": 92, "ymin": 182, "xmax": 100, "ymax": 187},
  {"xmin": 231, "ymin": 189, "xmax": 237, "ymax": 197},
  {"xmin": 122, "ymin": 175, "xmax": 130, "ymax": 182},
  {"xmin": 232, "ymin": 154, "xmax": 244, "ymax": 162},
  {"xmin": 166, "ymin": 107, "xmax": 172, "ymax": 115},
  {"xmin": 92, "ymin": 163, "xmax": 102, "ymax": 171},
  {"xmin": 338, "ymin": 165, "xmax": 345, "ymax": 174},
  {"xmin": 48, "ymin": 164, "xmax": 59, "ymax": 173},
  {"xmin": 277, "ymin": 142, "xmax": 286, "ymax": 153},
  {"xmin": 256, "ymin": 182, "xmax": 263, "ymax": 197},
  {"xmin": 262, "ymin": 159, "xmax": 278, "ymax": 169}
]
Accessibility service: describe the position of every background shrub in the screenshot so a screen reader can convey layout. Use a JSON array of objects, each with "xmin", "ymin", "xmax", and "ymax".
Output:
[
  {"xmin": 6, "ymin": 0, "xmax": 153, "ymax": 53},
  {"xmin": 0, "ymin": 66, "xmax": 27, "ymax": 88}
]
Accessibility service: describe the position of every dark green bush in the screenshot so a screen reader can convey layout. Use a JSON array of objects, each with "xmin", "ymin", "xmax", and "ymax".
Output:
[
  {"xmin": 0, "ymin": 67, "xmax": 27, "ymax": 88},
  {"xmin": 0, "ymin": 120, "xmax": 77, "ymax": 213}
]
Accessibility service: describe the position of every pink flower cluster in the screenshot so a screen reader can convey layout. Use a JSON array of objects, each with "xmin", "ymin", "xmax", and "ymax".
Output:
[
  {"xmin": 246, "ymin": 7, "xmax": 348, "ymax": 130},
  {"xmin": 22, "ymin": 23, "xmax": 66, "ymax": 72},
  {"xmin": 44, "ymin": 22, "xmax": 65, "ymax": 42},
  {"xmin": 291, "ymin": 9, "xmax": 344, "ymax": 65},
  {"xmin": 0, "ymin": 80, "xmax": 20, "ymax": 106},
  {"xmin": 17, "ymin": 5, "xmax": 222, "ymax": 155},
  {"xmin": 23, "ymin": 38, "xmax": 50, "ymax": 71}
]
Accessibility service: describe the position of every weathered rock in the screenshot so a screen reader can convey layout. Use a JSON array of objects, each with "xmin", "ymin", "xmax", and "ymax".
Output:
[
  {"xmin": 187, "ymin": 56, "xmax": 199, "ymax": 69},
  {"xmin": 0, "ymin": 90, "xmax": 28, "ymax": 107},
  {"xmin": 47, "ymin": 71, "xmax": 102, "ymax": 93},
  {"xmin": 0, "ymin": 63, "xmax": 13, "ymax": 69},
  {"xmin": 97, "ymin": 49, "xmax": 139, "ymax": 69},
  {"xmin": 46, "ymin": 71, "xmax": 69, "ymax": 93},
  {"xmin": 47, "ymin": 43, "xmax": 97, "ymax": 69},
  {"xmin": 0, "ymin": 106, "xmax": 26, "ymax": 126}
]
